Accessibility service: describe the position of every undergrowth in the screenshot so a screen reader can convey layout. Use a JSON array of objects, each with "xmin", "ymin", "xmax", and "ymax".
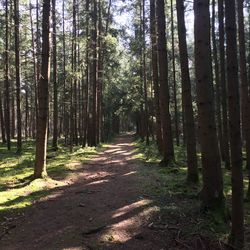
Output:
[{"xmin": 132, "ymin": 137, "xmax": 250, "ymax": 248}]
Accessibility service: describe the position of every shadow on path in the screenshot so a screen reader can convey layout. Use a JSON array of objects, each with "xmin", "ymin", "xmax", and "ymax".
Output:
[{"xmin": 0, "ymin": 134, "xmax": 170, "ymax": 250}]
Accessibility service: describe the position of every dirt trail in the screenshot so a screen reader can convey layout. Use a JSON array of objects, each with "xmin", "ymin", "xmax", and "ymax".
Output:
[{"xmin": 0, "ymin": 134, "xmax": 168, "ymax": 250}]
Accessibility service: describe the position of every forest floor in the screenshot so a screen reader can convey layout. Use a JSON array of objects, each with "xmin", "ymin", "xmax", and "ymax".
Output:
[{"xmin": 0, "ymin": 134, "xmax": 249, "ymax": 249}]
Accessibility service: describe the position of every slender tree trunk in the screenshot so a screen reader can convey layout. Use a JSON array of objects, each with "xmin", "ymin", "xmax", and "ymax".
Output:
[
  {"xmin": 142, "ymin": 0, "xmax": 149, "ymax": 145},
  {"xmin": 194, "ymin": 0, "xmax": 224, "ymax": 209},
  {"xmin": 98, "ymin": 0, "xmax": 112, "ymax": 142},
  {"xmin": 83, "ymin": 0, "xmax": 90, "ymax": 147},
  {"xmin": 70, "ymin": 0, "xmax": 77, "ymax": 151},
  {"xmin": 176, "ymin": 0, "xmax": 198, "ymax": 183},
  {"xmin": 77, "ymin": 1, "xmax": 83, "ymax": 145},
  {"xmin": 35, "ymin": 0, "xmax": 40, "ymax": 137},
  {"xmin": 0, "ymin": 91, "xmax": 6, "ymax": 143},
  {"xmin": 62, "ymin": 0, "xmax": 67, "ymax": 144},
  {"xmin": 30, "ymin": 0, "xmax": 38, "ymax": 139},
  {"xmin": 91, "ymin": 0, "xmax": 98, "ymax": 146},
  {"xmin": 24, "ymin": 47, "xmax": 29, "ymax": 139},
  {"xmin": 34, "ymin": 0, "xmax": 51, "ymax": 178},
  {"xmin": 171, "ymin": 0, "xmax": 179, "ymax": 146},
  {"xmin": 5, "ymin": 0, "xmax": 11, "ymax": 150},
  {"xmin": 73, "ymin": 0, "xmax": 78, "ymax": 145},
  {"xmin": 25, "ymin": 89, "xmax": 29, "ymax": 139},
  {"xmin": 225, "ymin": 0, "xmax": 244, "ymax": 247},
  {"xmin": 96, "ymin": 0, "xmax": 102, "ymax": 145},
  {"xmin": 14, "ymin": 0, "xmax": 22, "ymax": 153},
  {"xmin": 11, "ymin": 94, "xmax": 15, "ymax": 140},
  {"xmin": 156, "ymin": 0, "xmax": 174, "ymax": 165},
  {"xmin": 238, "ymin": 0, "xmax": 250, "ymax": 173},
  {"xmin": 212, "ymin": 0, "xmax": 222, "ymax": 160},
  {"xmin": 52, "ymin": 0, "xmax": 58, "ymax": 150},
  {"xmin": 218, "ymin": 0, "xmax": 231, "ymax": 169},
  {"xmin": 150, "ymin": 0, "xmax": 162, "ymax": 152}
]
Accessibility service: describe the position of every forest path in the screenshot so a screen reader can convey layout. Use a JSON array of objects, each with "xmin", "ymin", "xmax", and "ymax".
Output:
[{"xmin": 0, "ymin": 134, "xmax": 167, "ymax": 250}]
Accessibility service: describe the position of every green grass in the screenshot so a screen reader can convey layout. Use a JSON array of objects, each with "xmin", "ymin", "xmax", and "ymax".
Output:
[
  {"xmin": 132, "ymin": 137, "xmax": 250, "ymax": 247},
  {"xmin": 0, "ymin": 140, "xmax": 102, "ymax": 215}
]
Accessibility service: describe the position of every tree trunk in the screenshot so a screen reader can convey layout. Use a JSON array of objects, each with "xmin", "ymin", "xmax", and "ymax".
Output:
[
  {"xmin": 91, "ymin": 0, "xmax": 98, "ymax": 146},
  {"xmin": 62, "ymin": 0, "xmax": 68, "ymax": 144},
  {"xmin": 5, "ymin": 0, "xmax": 11, "ymax": 150},
  {"xmin": 52, "ymin": 0, "xmax": 58, "ymax": 150},
  {"xmin": 83, "ymin": 0, "xmax": 90, "ymax": 147},
  {"xmin": 142, "ymin": 0, "xmax": 149, "ymax": 145},
  {"xmin": 238, "ymin": 0, "xmax": 250, "ymax": 173},
  {"xmin": 14, "ymin": 0, "xmax": 22, "ymax": 153},
  {"xmin": 194, "ymin": 0, "xmax": 224, "ymax": 208},
  {"xmin": 34, "ymin": 0, "xmax": 51, "ymax": 178},
  {"xmin": 226, "ymin": 0, "xmax": 244, "ymax": 247},
  {"xmin": 176, "ymin": 0, "xmax": 198, "ymax": 183},
  {"xmin": 0, "ymin": 91, "xmax": 6, "ymax": 143},
  {"xmin": 171, "ymin": 0, "xmax": 179, "ymax": 146},
  {"xmin": 212, "ymin": 0, "xmax": 222, "ymax": 161},
  {"xmin": 218, "ymin": 0, "xmax": 231, "ymax": 169},
  {"xmin": 150, "ymin": 0, "xmax": 162, "ymax": 152},
  {"xmin": 35, "ymin": 0, "xmax": 40, "ymax": 136},
  {"xmin": 30, "ymin": 0, "xmax": 38, "ymax": 140},
  {"xmin": 156, "ymin": 0, "xmax": 174, "ymax": 165}
]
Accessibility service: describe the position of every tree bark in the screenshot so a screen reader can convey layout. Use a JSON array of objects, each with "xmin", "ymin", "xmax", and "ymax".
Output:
[
  {"xmin": 150, "ymin": 0, "xmax": 162, "ymax": 152},
  {"xmin": 34, "ymin": 0, "xmax": 51, "ymax": 178},
  {"xmin": 14, "ymin": 0, "xmax": 22, "ymax": 153},
  {"xmin": 212, "ymin": 0, "xmax": 222, "ymax": 161},
  {"xmin": 52, "ymin": 0, "xmax": 58, "ymax": 150},
  {"xmin": 176, "ymin": 0, "xmax": 198, "ymax": 183},
  {"xmin": 218, "ymin": 0, "xmax": 231, "ymax": 169},
  {"xmin": 171, "ymin": 0, "xmax": 179, "ymax": 146},
  {"xmin": 0, "ymin": 91, "xmax": 6, "ymax": 143},
  {"xmin": 5, "ymin": 0, "xmax": 11, "ymax": 150},
  {"xmin": 91, "ymin": 0, "xmax": 98, "ymax": 146},
  {"xmin": 83, "ymin": 0, "xmax": 90, "ymax": 147},
  {"xmin": 194, "ymin": 0, "xmax": 224, "ymax": 208},
  {"xmin": 226, "ymin": 0, "xmax": 244, "ymax": 247},
  {"xmin": 142, "ymin": 0, "xmax": 149, "ymax": 145},
  {"xmin": 238, "ymin": 0, "xmax": 250, "ymax": 173},
  {"xmin": 156, "ymin": 0, "xmax": 174, "ymax": 165}
]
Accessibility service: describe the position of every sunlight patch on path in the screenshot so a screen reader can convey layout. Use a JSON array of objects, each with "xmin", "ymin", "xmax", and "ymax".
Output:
[
  {"xmin": 100, "ymin": 203, "xmax": 160, "ymax": 244},
  {"xmin": 112, "ymin": 199, "xmax": 152, "ymax": 219}
]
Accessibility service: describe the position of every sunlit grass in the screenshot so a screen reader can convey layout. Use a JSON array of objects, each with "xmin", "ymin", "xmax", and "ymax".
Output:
[{"xmin": 0, "ymin": 139, "xmax": 101, "ymax": 214}]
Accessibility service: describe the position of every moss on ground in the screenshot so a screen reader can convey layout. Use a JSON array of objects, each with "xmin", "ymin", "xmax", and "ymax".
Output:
[
  {"xmin": 0, "ymin": 140, "xmax": 102, "ymax": 214},
  {"xmin": 132, "ymin": 137, "xmax": 250, "ymax": 248}
]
